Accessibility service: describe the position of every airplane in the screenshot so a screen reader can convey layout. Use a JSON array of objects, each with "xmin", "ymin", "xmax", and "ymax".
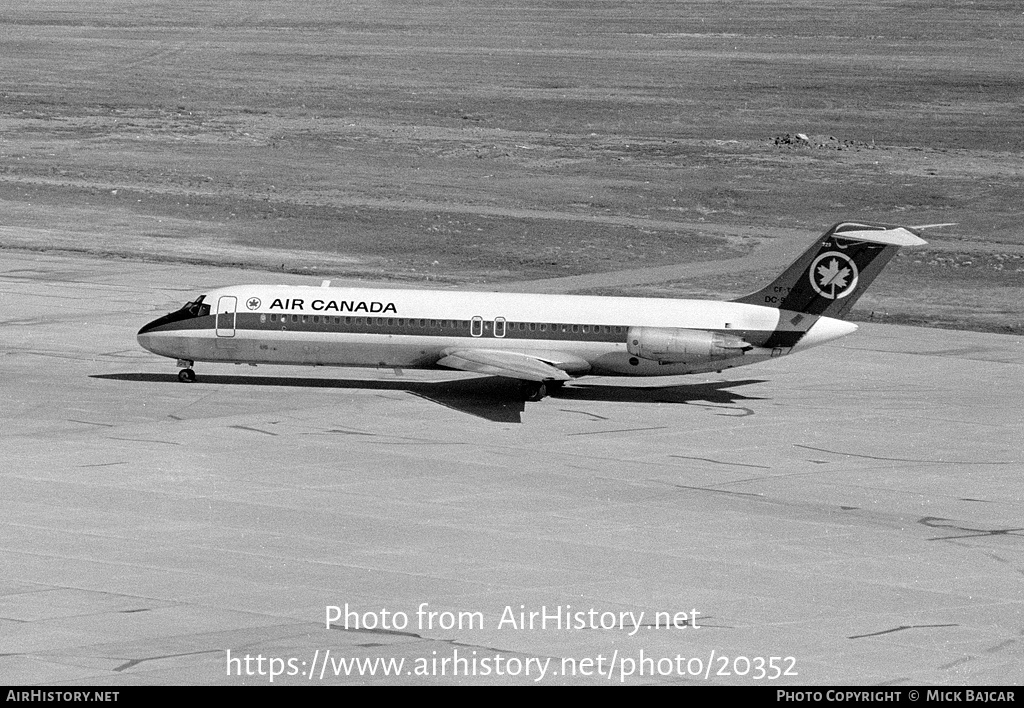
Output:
[{"xmin": 137, "ymin": 221, "xmax": 926, "ymax": 401}]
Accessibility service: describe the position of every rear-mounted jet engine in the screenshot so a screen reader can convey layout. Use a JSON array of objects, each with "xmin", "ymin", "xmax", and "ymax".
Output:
[{"xmin": 626, "ymin": 327, "xmax": 758, "ymax": 364}]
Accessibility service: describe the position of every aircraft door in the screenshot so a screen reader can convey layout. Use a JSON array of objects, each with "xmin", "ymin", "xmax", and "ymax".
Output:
[{"xmin": 216, "ymin": 296, "xmax": 237, "ymax": 337}]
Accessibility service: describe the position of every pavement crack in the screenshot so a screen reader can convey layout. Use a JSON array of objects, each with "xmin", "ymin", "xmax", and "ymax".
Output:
[
  {"xmin": 113, "ymin": 649, "xmax": 223, "ymax": 672},
  {"xmin": 937, "ymin": 657, "xmax": 973, "ymax": 670},
  {"xmin": 849, "ymin": 624, "xmax": 959, "ymax": 639},
  {"xmin": 106, "ymin": 437, "xmax": 181, "ymax": 446},
  {"xmin": 67, "ymin": 419, "xmax": 116, "ymax": 428},
  {"xmin": 330, "ymin": 624, "xmax": 422, "ymax": 639},
  {"xmin": 229, "ymin": 425, "xmax": 277, "ymax": 436},
  {"xmin": 567, "ymin": 426, "xmax": 668, "ymax": 436},
  {"xmin": 670, "ymin": 455, "xmax": 770, "ymax": 470},
  {"xmin": 984, "ymin": 638, "xmax": 1017, "ymax": 654},
  {"xmin": 920, "ymin": 517, "xmax": 1024, "ymax": 541},
  {"xmin": 793, "ymin": 444, "xmax": 1015, "ymax": 466},
  {"xmin": 654, "ymin": 481, "xmax": 764, "ymax": 498},
  {"xmin": 559, "ymin": 409, "xmax": 610, "ymax": 421}
]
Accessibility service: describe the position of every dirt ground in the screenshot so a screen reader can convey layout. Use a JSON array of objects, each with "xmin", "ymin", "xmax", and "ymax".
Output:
[{"xmin": 0, "ymin": 1, "xmax": 1021, "ymax": 333}]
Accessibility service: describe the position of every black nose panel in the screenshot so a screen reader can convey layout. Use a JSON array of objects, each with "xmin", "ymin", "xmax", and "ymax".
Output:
[{"xmin": 138, "ymin": 314, "xmax": 175, "ymax": 335}]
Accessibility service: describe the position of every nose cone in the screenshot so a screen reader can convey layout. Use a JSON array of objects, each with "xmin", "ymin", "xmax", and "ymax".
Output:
[
  {"xmin": 137, "ymin": 328, "xmax": 158, "ymax": 355},
  {"xmin": 138, "ymin": 317, "xmax": 164, "ymax": 353},
  {"xmin": 137, "ymin": 314, "xmax": 179, "ymax": 355},
  {"xmin": 137, "ymin": 331, "xmax": 155, "ymax": 354},
  {"xmin": 793, "ymin": 316, "xmax": 858, "ymax": 350}
]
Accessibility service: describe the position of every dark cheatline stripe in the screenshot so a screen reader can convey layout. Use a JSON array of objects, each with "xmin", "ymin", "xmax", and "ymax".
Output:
[
  {"xmin": 143, "ymin": 312, "xmax": 784, "ymax": 348},
  {"xmin": 236, "ymin": 314, "xmax": 627, "ymax": 342}
]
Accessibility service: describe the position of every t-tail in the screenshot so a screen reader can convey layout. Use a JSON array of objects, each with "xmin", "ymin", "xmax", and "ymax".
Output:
[{"xmin": 734, "ymin": 222, "xmax": 927, "ymax": 349}]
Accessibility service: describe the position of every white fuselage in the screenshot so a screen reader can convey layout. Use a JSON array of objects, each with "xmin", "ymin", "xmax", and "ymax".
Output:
[{"xmin": 137, "ymin": 284, "xmax": 858, "ymax": 379}]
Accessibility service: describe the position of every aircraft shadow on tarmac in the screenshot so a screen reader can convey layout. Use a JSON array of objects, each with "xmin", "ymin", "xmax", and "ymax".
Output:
[{"xmin": 93, "ymin": 373, "xmax": 768, "ymax": 423}]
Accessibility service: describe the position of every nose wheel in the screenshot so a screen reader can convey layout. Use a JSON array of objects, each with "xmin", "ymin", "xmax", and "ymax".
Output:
[{"xmin": 175, "ymin": 359, "xmax": 196, "ymax": 383}]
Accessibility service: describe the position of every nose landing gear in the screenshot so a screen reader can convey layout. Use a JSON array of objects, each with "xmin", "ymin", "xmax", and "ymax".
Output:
[{"xmin": 176, "ymin": 359, "xmax": 196, "ymax": 383}]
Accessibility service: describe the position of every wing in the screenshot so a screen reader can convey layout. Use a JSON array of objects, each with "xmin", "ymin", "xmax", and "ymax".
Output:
[{"xmin": 436, "ymin": 348, "xmax": 590, "ymax": 382}]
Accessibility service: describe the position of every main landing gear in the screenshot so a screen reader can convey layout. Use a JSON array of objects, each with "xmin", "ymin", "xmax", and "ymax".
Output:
[
  {"xmin": 176, "ymin": 359, "xmax": 196, "ymax": 383},
  {"xmin": 520, "ymin": 380, "xmax": 564, "ymax": 402}
]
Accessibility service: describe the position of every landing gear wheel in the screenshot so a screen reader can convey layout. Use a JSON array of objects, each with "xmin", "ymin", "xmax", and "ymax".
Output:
[
  {"xmin": 178, "ymin": 368, "xmax": 196, "ymax": 383},
  {"xmin": 522, "ymin": 381, "xmax": 547, "ymax": 402}
]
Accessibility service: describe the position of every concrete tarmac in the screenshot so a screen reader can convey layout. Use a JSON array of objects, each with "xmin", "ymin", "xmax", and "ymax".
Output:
[{"xmin": 1, "ymin": 250, "xmax": 1022, "ymax": 685}]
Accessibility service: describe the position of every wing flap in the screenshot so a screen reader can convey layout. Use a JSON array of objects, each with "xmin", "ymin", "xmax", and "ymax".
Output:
[{"xmin": 437, "ymin": 349, "xmax": 585, "ymax": 382}]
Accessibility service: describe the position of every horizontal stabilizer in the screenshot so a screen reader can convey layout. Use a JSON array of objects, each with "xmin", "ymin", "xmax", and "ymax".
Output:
[
  {"xmin": 437, "ymin": 349, "xmax": 579, "ymax": 382},
  {"xmin": 829, "ymin": 225, "xmax": 926, "ymax": 247}
]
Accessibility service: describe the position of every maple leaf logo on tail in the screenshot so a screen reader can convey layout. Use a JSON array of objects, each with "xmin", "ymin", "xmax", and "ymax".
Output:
[
  {"xmin": 809, "ymin": 252, "xmax": 858, "ymax": 299},
  {"xmin": 818, "ymin": 259, "xmax": 850, "ymax": 289}
]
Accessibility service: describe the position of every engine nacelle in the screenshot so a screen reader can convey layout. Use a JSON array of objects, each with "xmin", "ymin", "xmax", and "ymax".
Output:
[{"xmin": 626, "ymin": 327, "xmax": 754, "ymax": 364}]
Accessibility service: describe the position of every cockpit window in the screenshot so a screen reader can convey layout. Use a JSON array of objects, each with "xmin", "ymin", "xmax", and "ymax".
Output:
[{"xmin": 181, "ymin": 295, "xmax": 210, "ymax": 318}]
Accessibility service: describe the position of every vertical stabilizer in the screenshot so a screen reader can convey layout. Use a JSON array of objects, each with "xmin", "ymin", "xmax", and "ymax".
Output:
[{"xmin": 734, "ymin": 222, "xmax": 926, "ymax": 319}]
